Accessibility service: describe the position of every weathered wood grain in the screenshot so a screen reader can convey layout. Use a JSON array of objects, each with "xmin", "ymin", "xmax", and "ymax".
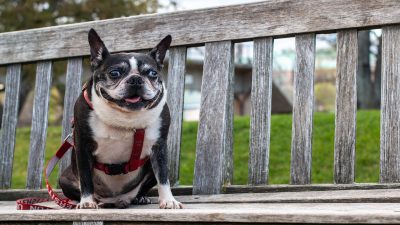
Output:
[
  {"xmin": 3, "ymin": 201, "xmax": 400, "ymax": 224},
  {"xmin": 248, "ymin": 37, "xmax": 273, "ymax": 185},
  {"xmin": 5, "ymin": 184, "xmax": 400, "ymax": 201},
  {"xmin": 166, "ymin": 47, "xmax": 186, "ymax": 186},
  {"xmin": 193, "ymin": 41, "xmax": 234, "ymax": 195},
  {"xmin": 0, "ymin": 64, "xmax": 22, "ymax": 189},
  {"xmin": 380, "ymin": 25, "xmax": 400, "ymax": 183},
  {"xmin": 1, "ymin": 0, "xmax": 400, "ymax": 65},
  {"xmin": 26, "ymin": 61, "xmax": 53, "ymax": 189},
  {"xmin": 334, "ymin": 30, "xmax": 358, "ymax": 184},
  {"xmin": 173, "ymin": 189, "xmax": 400, "ymax": 204},
  {"xmin": 73, "ymin": 222, "xmax": 103, "ymax": 225},
  {"xmin": 290, "ymin": 34, "xmax": 315, "ymax": 185},
  {"xmin": 0, "ymin": 223, "xmax": 71, "ymax": 225},
  {"xmin": 58, "ymin": 58, "xmax": 83, "ymax": 177}
]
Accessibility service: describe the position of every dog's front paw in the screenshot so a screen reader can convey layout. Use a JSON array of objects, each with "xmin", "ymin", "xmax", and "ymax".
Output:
[
  {"xmin": 76, "ymin": 196, "xmax": 98, "ymax": 209},
  {"xmin": 159, "ymin": 198, "xmax": 183, "ymax": 209},
  {"xmin": 76, "ymin": 201, "xmax": 98, "ymax": 209}
]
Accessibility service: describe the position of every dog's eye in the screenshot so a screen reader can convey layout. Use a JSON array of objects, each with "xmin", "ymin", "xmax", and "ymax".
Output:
[
  {"xmin": 109, "ymin": 70, "xmax": 121, "ymax": 78},
  {"xmin": 148, "ymin": 69, "xmax": 158, "ymax": 78}
]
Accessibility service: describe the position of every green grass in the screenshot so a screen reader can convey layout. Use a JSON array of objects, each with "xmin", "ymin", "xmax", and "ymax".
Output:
[{"xmin": 11, "ymin": 110, "xmax": 380, "ymax": 188}]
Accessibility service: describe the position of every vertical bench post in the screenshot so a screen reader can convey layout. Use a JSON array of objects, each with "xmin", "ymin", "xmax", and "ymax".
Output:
[
  {"xmin": 26, "ymin": 61, "xmax": 52, "ymax": 189},
  {"xmin": 380, "ymin": 25, "xmax": 400, "ymax": 183},
  {"xmin": 290, "ymin": 34, "xmax": 315, "ymax": 185},
  {"xmin": 334, "ymin": 30, "xmax": 358, "ymax": 184},
  {"xmin": 249, "ymin": 37, "xmax": 273, "ymax": 185},
  {"xmin": 0, "ymin": 64, "xmax": 22, "ymax": 188},
  {"xmin": 59, "ymin": 58, "xmax": 83, "ymax": 176},
  {"xmin": 193, "ymin": 41, "xmax": 234, "ymax": 194},
  {"xmin": 167, "ymin": 47, "xmax": 187, "ymax": 186}
]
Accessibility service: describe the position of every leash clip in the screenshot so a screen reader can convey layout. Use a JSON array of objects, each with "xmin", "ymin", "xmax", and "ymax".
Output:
[{"xmin": 63, "ymin": 133, "xmax": 73, "ymax": 145}]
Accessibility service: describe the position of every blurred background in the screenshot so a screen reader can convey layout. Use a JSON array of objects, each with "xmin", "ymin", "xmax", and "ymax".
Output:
[{"xmin": 0, "ymin": 0, "xmax": 382, "ymax": 187}]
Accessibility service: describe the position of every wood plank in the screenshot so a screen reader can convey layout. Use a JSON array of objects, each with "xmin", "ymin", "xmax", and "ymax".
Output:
[
  {"xmin": 73, "ymin": 222, "xmax": 103, "ymax": 225},
  {"xmin": 0, "ymin": 223, "xmax": 71, "ymax": 225},
  {"xmin": 6, "ymin": 188, "xmax": 400, "ymax": 205},
  {"xmin": 26, "ymin": 61, "xmax": 53, "ymax": 189},
  {"xmin": 5, "ymin": 184, "xmax": 400, "ymax": 201},
  {"xmin": 248, "ymin": 37, "xmax": 273, "ymax": 185},
  {"xmin": 0, "ymin": 64, "xmax": 22, "ymax": 189},
  {"xmin": 59, "ymin": 58, "xmax": 83, "ymax": 177},
  {"xmin": 1, "ymin": 0, "xmax": 400, "ymax": 65},
  {"xmin": 3, "ymin": 201, "xmax": 400, "ymax": 224},
  {"xmin": 334, "ymin": 30, "xmax": 358, "ymax": 184},
  {"xmin": 166, "ymin": 47, "xmax": 186, "ymax": 186},
  {"xmin": 193, "ymin": 41, "xmax": 234, "ymax": 195},
  {"xmin": 380, "ymin": 25, "xmax": 400, "ymax": 183},
  {"xmin": 290, "ymin": 34, "xmax": 315, "ymax": 185},
  {"xmin": 5, "ymin": 188, "xmax": 400, "ymax": 208},
  {"xmin": 172, "ymin": 189, "xmax": 400, "ymax": 204}
]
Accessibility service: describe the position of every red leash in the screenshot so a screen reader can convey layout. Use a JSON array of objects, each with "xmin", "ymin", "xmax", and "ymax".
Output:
[
  {"xmin": 16, "ymin": 88, "xmax": 148, "ymax": 210},
  {"xmin": 16, "ymin": 135, "xmax": 77, "ymax": 210}
]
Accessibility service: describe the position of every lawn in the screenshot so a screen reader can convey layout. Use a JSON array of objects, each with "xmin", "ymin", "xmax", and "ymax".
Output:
[{"xmin": 11, "ymin": 110, "xmax": 380, "ymax": 188}]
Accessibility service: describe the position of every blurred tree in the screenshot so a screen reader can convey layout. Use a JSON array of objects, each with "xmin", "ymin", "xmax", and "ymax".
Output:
[
  {"xmin": 0, "ymin": 0, "xmax": 161, "ymax": 122},
  {"xmin": 357, "ymin": 31, "xmax": 382, "ymax": 109},
  {"xmin": 357, "ymin": 31, "xmax": 373, "ymax": 109},
  {"xmin": 0, "ymin": 0, "xmax": 159, "ymax": 32}
]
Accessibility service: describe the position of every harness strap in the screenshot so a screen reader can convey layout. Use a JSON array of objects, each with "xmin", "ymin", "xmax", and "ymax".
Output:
[
  {"xmin": 83, "ymin": 88, "xmax": 149, "ymax": 175},
  {"xmin": 93, "ymin": 129, "xmax": 148, "ymax": 175}
]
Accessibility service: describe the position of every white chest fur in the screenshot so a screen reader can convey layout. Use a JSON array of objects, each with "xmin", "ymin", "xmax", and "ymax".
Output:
[
  {"xmin": 89, "ymin": 113, "xmax": 161, "ymax": 164},
  {"xmin": 88, "ymin": 87, "xmax": 166, "ymax": 194}
]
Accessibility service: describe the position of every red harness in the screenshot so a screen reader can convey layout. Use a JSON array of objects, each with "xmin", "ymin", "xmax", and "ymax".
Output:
[
  {"xmin": 84, "ymin": 89, "xmax": 149, "ymax": 175},
  {"xmin": 16, "ymin": 88, "xmax": 148, "ymax": 209}
]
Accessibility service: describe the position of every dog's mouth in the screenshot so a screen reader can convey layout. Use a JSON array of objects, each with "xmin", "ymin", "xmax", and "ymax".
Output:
[
  {"xmin": 99, "ymin": 88, "xmax": 162, "ymax": 110},
  {"xmin": 124, "ymin": 96, "xmax": 142, "ymax": 104}
]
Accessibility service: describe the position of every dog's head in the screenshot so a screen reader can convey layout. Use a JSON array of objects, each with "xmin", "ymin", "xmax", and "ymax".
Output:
[{"xmin": 88, "ymin": 28, "xmax": 171, "ymax": 111}]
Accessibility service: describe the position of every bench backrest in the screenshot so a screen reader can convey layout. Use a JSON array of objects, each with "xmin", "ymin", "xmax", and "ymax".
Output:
[{"xmin": 1, "ymin": 0, "xmax": 400, "ymax": 194}]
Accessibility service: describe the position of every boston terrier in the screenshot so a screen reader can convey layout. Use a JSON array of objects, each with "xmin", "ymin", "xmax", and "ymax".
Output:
[{"xmin": 58, "ymin": 28, "xmax": 183, "ymax": 209}]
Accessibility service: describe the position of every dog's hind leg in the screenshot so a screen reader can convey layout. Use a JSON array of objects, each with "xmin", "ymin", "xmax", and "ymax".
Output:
[
  {"xmin": 58, "ymin": 165, "xmax": 81, "ymax": 201},
  {"xmin": 132, "ymin": 169, "xmax": 157, "ymax": 205}
]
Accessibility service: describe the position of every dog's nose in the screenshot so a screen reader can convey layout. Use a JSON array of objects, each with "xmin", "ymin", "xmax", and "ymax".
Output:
[{"xmin": 126, "ymin": 76, "xmax": 144, "ymax": 86}]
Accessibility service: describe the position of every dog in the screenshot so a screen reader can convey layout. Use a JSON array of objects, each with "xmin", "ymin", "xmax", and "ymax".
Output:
[{"xmin": 58, "ymin": 28, "xmax": 183, "ymax": 209}]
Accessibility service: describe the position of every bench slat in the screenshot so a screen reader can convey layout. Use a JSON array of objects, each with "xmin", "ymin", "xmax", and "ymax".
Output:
[
  {"xmin": 4, "ymin": 201, "xmax": 400, "ymax": 224},
  {"xmin": 1, "ymin": 0, "xmax": 400, "ymax": 65},
  {"xmin": 166, "ymin": 47, "xmax": 187, "ymax": 186},
  {"xmin": 290, "ymin": 34, "xmax": 315, "ymax": 185},
  {"xmin": 248, "ymin": 37, "xmax": 273, "ymax": 185},
  {"xmin": 380, "ymin": 25, "xmax": 400, "ymax": 183},
  {"xmin": 0, "ymin": 64, "xmax": 22, "ymax": 188},
  {"xmin": 334, "ymin": 30, "xmax": 358, "ymax": 184},
  {"xmin": 59, "ymin": 58, "xmax": 83, "ymax": 176},
  {"xmin": 26, "ymin": 61, "xmax": 53, "ymax": 189},
  {"xmin": 193, "ymin": 41, "xmax": 234, "ymax": 194}
]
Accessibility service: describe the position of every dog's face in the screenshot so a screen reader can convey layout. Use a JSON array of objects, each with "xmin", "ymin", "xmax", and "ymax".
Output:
[{"xmin": 88, "ymin": 29, "xmax": 171, "ymax": 111}]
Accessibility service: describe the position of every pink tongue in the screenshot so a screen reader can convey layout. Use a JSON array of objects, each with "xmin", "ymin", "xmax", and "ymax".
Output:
[{"xmin": 125, "ymin": 96, "xmax": 141, "ymax": 103}]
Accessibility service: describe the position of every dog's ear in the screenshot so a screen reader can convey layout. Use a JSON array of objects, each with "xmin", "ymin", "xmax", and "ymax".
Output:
[
  {"xmin": 88, "ymin": 28, "xmax": 110, "ymax": 69},
  {"xmin": 149, "ymin": 35, "xmax": 172, "ymax": 68}
]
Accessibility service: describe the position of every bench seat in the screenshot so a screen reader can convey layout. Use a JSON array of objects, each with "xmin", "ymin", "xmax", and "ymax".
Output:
[{"xmin": 1, "ymin": 188, "xmax": 400, "ymax": 224}]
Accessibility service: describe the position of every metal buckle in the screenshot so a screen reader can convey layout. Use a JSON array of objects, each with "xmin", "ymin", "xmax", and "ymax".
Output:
[
  {"xmin": 63, "ymin": 133, "xmax": 73, "ymax": 145},
  {"xmin": 104, "ymin": 163, "xmax": 127, "ymax": 175}
]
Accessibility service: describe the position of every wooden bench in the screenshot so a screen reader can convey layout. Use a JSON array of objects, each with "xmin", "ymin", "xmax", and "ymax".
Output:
[{"xmin": 1, "ymin": 0, "xmax": 400, "ymax": 224}]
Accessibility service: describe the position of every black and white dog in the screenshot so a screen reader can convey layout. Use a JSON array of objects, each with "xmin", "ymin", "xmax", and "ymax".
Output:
[{"xmin": 59, "ymin": 29, "xmax": 182, "ymax": 209}]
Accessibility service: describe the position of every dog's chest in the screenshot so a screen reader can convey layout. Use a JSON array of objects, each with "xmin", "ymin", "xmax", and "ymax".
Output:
[
  {"xmin": 89, "ymin": 112, "xmax": 160, "ymax": 163},
  {"xmin": 88, "ymin": 111, "xmax": 161, "ymax": 194}
]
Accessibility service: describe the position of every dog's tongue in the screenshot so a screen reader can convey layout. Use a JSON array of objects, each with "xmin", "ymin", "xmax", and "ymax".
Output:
[{"xmin": 125, "ymin": 96, "xmax": 141, "ymax": 103}]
